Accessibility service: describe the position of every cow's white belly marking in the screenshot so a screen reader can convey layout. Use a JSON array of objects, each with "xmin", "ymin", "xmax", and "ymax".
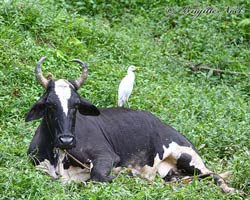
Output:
[
  {"xmin": 56, "ymin": 151, "xmax": 91, "ymax": 183},
  {"xmin": 128, "ymin": 141, "xmax": 211, "ymax": 181},
  {"xmin": 36, "ymin": 151, "xmax": 91, "ymax": 183},
  {"xmin": 58, "ymin": 165, "xmax": 91, "ymax": 184},
  {"xmin": 36, "ymin": 142, "xmax": 211, "ymax": 183}
]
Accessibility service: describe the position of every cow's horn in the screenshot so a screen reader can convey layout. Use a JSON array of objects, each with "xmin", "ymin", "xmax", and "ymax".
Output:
[
  {"xmin": 71, "ymin": 59, "xmax": 88, "ymax": 89},
  {"xmin": 35, "ymin": 57, "xmax": 49, "ymax": 88}
]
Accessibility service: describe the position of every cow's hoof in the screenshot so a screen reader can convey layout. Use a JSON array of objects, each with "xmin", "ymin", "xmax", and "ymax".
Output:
[
  {"xmin": 92, "ymin": 175, "xmax": 116, "ymax": 182},
  {"xmin": 105, "ymin": 175, "xmax": 116, "ymax": 182},
  {"xmin": 221, "ymin": 186, "xmax": 245, "ymax": 194}
]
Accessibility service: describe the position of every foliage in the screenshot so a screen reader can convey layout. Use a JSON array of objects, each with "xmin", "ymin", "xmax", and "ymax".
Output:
[{"xmin": 0, "ymin": 0, "xmax": 249, "ymax": 199}]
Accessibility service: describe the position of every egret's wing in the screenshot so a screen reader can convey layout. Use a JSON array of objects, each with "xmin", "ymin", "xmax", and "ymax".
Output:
[
  {"xmin": 119, "ymin": 75, "xmax": 134, "ymax": 93},
  {"xmin": 118, "ymin": 73, "xmax": 135, "ymax": 107},
  {"xmin": 118, "ymin": 76, "xmax": 127, "ymax": 106}
]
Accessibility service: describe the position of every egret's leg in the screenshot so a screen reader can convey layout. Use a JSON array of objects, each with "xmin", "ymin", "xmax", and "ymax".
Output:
[{"xmin": 126, "ymin": 99, "xmax": 130, "ymax": 108}]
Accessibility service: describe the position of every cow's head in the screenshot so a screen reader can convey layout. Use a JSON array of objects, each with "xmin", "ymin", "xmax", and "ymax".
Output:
[{"xmin": 25, "ymin": 57, "xmax": 100, "ymax": 149}]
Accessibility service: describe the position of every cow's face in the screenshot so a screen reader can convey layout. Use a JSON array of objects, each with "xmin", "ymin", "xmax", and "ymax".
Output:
[
  {"xmin": 25, "ymin": 79, "xmax": 100, "ymax": 149},
  {"xmin": 25, "ymin": 57, "xmax": 100, "ymax": 149}
]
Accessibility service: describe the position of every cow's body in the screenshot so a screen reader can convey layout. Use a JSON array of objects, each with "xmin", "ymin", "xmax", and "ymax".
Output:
[
  {"xmin": 29, "ymin": 107, "xmax": 231, "ymax": 192},
  {"xmin": 26, "ymin": 58, "xmax": 237, "ymax": 193},
  {"xmin": 73, "ymin": 107, "xmax": 208, "ymax": 180}
]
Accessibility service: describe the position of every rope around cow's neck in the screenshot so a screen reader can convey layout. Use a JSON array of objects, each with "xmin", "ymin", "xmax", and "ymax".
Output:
[{"xmin": 63, "ymin": 149, "xmax": 91, "ymax": 170}]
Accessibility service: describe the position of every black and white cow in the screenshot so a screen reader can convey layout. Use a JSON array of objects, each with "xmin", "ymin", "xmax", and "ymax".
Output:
[{"xmin": 26, "ymin": 57, "xmax": 235, "ymax": 193}]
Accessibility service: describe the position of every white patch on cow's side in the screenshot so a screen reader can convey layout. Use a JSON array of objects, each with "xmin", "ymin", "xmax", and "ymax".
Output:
[
  {"xmin": 140, "ymin": 165, "xmax": 158, "ymax": 181},
  {"xmin": 166, "ymin": 142, "xmax": 211, "ymax": 174},
  {"xmin": 127, "ymin": 164, "xmax": 157, "ymax": 181},
  {"xmin": 55, "ymin": 79, "xmax": 71, "ymax": 116},
  {"xmin": 156, "ymin": 152, "xmax": 177, "ymax": 178},
  {"xmin": 127, "ymin": 141, "xmax": 211, "ymax": 182}
]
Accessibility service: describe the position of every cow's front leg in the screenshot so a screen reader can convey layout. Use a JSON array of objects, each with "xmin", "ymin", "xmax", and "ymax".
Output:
[
  {"xmin": 35, "ymin": 159, "xmax": 58, "ymax": 179},
  {"xmin": 91, "ymin": 157, "xmax": 117, "ymax": 182}
]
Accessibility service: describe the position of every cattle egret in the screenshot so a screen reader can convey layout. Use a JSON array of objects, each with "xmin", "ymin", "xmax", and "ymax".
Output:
[{"xmin": 118, "ymin": 65, "xmax": 139, "ymax": 107}]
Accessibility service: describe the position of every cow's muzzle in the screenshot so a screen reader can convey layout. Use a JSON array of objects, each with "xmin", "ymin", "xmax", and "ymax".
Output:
[{"xmin": 57, "ymin": 134, "xmax": 76, "ymax": 149}]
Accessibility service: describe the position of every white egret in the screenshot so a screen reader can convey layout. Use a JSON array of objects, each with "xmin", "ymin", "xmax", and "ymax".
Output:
[{"xmin": 118, "ymin": 65, "xmax": 139, "ymax": 107}]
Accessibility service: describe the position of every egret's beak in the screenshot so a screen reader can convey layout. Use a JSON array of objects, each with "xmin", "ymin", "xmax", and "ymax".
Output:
[{"xmin": 135, "ymin": 66, "xmax": 140, "ymax": 70}]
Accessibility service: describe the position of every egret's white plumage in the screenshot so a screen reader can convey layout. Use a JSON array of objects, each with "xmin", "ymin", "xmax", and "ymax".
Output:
[{"xmin": 118, "ymin": 65, "xmax": 138, "ymax": 107}]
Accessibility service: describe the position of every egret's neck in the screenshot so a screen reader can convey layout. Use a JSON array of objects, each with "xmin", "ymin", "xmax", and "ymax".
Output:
[{"xmin": 127, "ymin": 70, "xmax": 135, "ymax": 77}]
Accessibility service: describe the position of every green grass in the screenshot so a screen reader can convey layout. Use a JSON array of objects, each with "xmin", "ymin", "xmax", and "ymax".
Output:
[{"xmin": 0, "ymin": 0, "xmax": 250, "ymax": 199}]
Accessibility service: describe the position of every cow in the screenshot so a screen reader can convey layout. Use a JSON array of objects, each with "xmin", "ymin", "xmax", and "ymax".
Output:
[{"xmin": 26, "ymin": 57, "xmax": 236, "ymax": 193}]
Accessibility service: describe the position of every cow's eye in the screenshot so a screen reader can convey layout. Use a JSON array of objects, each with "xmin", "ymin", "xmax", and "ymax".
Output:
[
  {"xmin": 69, "ymin": 107, "xmax": 77, "ymax": 114},
  {"xmin": 46, "ymin": 102, "xmax": 55, "ymax": 109}
]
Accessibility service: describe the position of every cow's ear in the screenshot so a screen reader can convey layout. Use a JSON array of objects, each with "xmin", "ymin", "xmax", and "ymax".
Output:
[
  {"xmin": 25, "ymin": 93, "xmax": 47, "ymax": 122},
  {"xmin": 78, "ymin": 98, "xmax": 100, "ymax": 116}
]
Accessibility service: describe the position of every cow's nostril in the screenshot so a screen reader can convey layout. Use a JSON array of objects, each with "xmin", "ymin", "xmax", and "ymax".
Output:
[{"xmin": 59, "ymin": 136, "xmax": 74, "ymax": 145}]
